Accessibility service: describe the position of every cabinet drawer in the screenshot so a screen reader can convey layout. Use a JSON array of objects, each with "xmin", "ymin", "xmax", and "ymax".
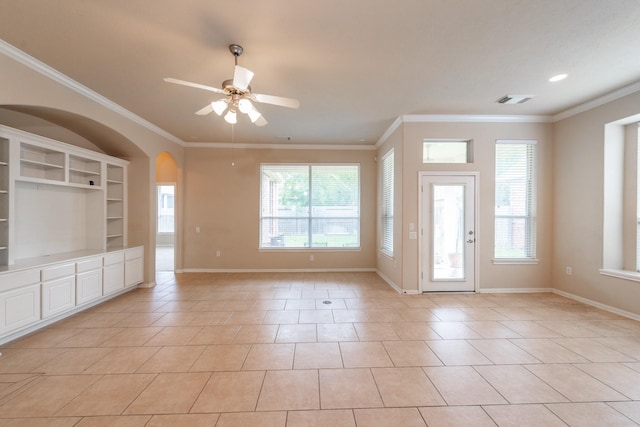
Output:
[
  {"xmin": 0, "ymin": 269, "xmax": 40, "ymax": 293},
  {"xmin": 41, "ymin": 263, "xmax": 75, "ymax": 281},
  {"xmin": 76, "ymin": 257, "xmax": 102, "ymax": 273},
  {"xmin": 125, "ymin": 246, "xmax": 143, "ymax": 261},
  {"xmin": 103, "ymin": 251, "xmax": 125, "ymax": 266}
]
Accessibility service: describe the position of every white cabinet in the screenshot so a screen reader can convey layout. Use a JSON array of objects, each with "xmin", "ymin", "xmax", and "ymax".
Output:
[
  {"xmin": 76, "ymin": 257, "xmax": 103, "ymax": 305},
  {"xmin": 0, "ymin": 270, "xmax": 40, "ymax": 335},
  {"xmin": 125, "ymin": 246, "xmax": 144, "ymax": 288},
  {"xmin": 41, "ymin": 263, "xmax": 75, "ymax": 319},
  {"xmin": 103, "ymin": 251, "xmax": 125, "ymax": 295}
]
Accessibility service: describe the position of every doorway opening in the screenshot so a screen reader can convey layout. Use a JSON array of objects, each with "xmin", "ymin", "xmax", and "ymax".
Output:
[{"xmin": 156, "ymin": 184, "xmax": 175, "ymax": 271}]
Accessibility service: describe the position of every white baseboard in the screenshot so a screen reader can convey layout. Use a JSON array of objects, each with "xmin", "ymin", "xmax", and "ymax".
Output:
[
  {"xmin": 552, "ymin": 289, "xmax": 640, "ymax": 321},
  {"xmin": 479, "ymin": 287, "xmax": 553, "ymax": 294},
  {"xmin": 137, "ymin": 281, "xmax": 156, "ymax": 288},
  {"xmin": 375, "ymin": 270, "xmax": 422, "ymax": 294},
  {"xmin": 178, "ymin": 268, "xmax": 377, "ymax": 273}
]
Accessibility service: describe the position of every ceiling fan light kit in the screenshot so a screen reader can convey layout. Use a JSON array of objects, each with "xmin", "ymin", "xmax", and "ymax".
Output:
[{"xmin": 164, "ymin": 44, "xmax": 299, "ymax": 127}]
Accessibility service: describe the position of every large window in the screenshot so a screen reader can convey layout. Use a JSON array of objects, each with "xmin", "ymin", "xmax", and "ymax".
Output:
[
  {"xmin": 495, "ymin": 140, "xmax": 537, "ymax": 260},
  {"xmin": 260, "ymin": 164, "xmax": 360, "ymax": 249},
  {"xmin": 380, "ymin": 150, "xmax": 394, "ymax": 256}
]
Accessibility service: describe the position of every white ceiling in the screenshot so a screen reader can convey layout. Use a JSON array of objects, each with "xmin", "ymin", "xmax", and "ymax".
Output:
[{"xmin": 1, "ymin": 0, "xmax": 640, "ymax": 145}]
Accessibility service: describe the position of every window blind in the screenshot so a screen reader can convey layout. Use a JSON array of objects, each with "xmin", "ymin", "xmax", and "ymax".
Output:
[
  {"xmin": 495, "ymin": 141, "xmax": 537, "ymax": 259},
  {"xmin": 381, "ymin": 150, "xmax": 394, "ymax": 255}
]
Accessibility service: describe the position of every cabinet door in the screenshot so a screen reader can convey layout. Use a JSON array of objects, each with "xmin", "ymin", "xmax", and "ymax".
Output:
[
  {"xmin": 0, "ymin": 284, "xmax": 40, "ymax": 335},
  {"xmin": 125, "ymin": 257, "xmax": 143, "ymax": 288},
  {"xmin": 42, "ymin": 276, "xmax": 75, "ymax": 319},
  {"xmin": 103, "ymin": 262, "xmax": 124, "ymax": 295},
  {"xmin": 76, "ymin": 269, "xmax": 103, "ymax": 305}
]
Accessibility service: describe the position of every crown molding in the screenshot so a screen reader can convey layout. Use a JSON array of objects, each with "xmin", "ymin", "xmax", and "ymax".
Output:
[
  {"xmin": 0, "ymin": 39, "xmax": 185, "ymax": 147},
  {"xmin": 553, "ymin": 80, "xmax": 640, "ymax": 122},
  {"xmin": 185, "ymin": 142, "xmax": 376, "ymax": 150}
]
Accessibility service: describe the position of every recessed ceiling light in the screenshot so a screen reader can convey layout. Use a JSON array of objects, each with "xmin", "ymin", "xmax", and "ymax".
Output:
[{"xmin": 549, "ymin": 73, "xmax": 568, "ymax": 82}]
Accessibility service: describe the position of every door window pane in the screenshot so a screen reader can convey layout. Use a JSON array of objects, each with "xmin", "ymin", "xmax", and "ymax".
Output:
[{"xmin": 432, "ymin": 184, "xmax": 465, "ymax": 280}]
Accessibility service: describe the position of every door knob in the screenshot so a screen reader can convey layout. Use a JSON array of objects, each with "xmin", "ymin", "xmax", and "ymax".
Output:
[{"xmin": 467, "ymin": 239, "xmax": 475, "ymax": 243}]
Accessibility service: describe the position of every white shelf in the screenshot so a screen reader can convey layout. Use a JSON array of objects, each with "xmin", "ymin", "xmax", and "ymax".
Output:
[{"xmin": 20, "ymin": 158, "xmax": 64, "ymax": 170}]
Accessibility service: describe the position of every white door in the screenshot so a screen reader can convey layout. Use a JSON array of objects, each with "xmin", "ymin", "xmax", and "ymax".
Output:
[{"xmin": 420, "ymin": 174, "xmax": 476, "ymax": 292}]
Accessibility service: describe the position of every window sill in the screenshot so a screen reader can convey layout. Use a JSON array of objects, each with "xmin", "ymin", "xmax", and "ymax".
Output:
[
  {"xmin": 493, "ymin": 258, "xmax": 539, "ymax": 265},
  {"xmin": 378, "ymin": 251, "xmax": 394, "ymax": 261},
  {"xmin": 258, "ymin": 247, "xmax": 361, "ymax": 252},
  {"xmin": 599, "ymin": 269, "xmax": 640, "ymax": 283}
]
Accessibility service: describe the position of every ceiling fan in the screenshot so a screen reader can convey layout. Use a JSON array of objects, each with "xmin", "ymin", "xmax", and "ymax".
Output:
[{"xmin": 164, "ymin": 44, "xmax": 299, "ymax": 127}]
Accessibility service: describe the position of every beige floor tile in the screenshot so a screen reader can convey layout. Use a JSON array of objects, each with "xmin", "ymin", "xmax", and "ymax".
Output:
[
  {"xmin": 84, "ymin": 347, "xmax": 160, "ymax": 374},
  {"xmin": 419, "ymin": 406, "xmax": 497, "ymax": 427},
  {"xmin": 232, "ymin": 325, "xmax": 278, "ymax": 344},
  {"xmin": 191, "ymin": 370, "xmax": 265, "ymax": 413},
  {"xmin": 426, "ymin": 340, "xmax": 492, "ymax": 365},
  {"xmin": 243, "ymin": 343, "xmax": 295, "ymax": 370},
  {"xmin": 459, "ymin": 307, "xmax": 508, "ymax": 321},
  {"xmin": 151, "ymin": 311, "xmax": 198, "ymax": 326},
  {"xmin": 34, "ymin": 347, "xmax": 111, "ymax": 374},
  {"xmin": 56, "ymin": 373, "xmax": 155, "ymax": 416},
  {"xmin": 464, "ymin": 321, "xmax": 522, "ymax": 338},
  {"xmin": 263, "ymin": 310, "xmax": 300, "ymax": 324},
  {"xmin": 608, "ymin": 401, "xmax": 640, "ymax": 424},
  {"xmin": 500, "ymin": 321, "xmax": 562, "ymax": 338},
  {"xmin": 276, "ymin": 324, "xmax": 317, "ymax": 343},
  {"xmin": 525, "ymin": 364, "xmax": 627, "ymax": 402},
  {"xmin": 371, "ymin": 367, "xmax": 445, "ymax": 407},
  {"xmin": 0, "ymin": 417, "xmax": 82, "ymax": 427},
  {"xmin": 316, "ymin": 299, "xmax": 346, "ymax": 309},
  {"xmin": 430, "ymin": 308, "xmax": 470, "ymax": 321},
  {"xmin": 188, "ymin": 325, "xmax": 241, "ymax": 344},
  {"xmin": 124, "ymin": 372, "xmax": 210, "ymax": 414},
  {"xmin": 0, "ymin": 375, "xmax": 100, "ymax": 417},
  {"xmin": 596, "ymin": 336, "xmax": 640, "ymax": 359},
  {"xmin": 354, "ymin": 323, "xmax": 400, "ymax": 341},
  {"xmin": 339, "ymin": 342, "xmax": 393, "ymax": 368},
  {"xmin": 474, "ymin": 365, "xmax": 568, "ymax": 404},
  {"xmin": 299, "ymin": 310, "xmax": 334, "ymax": 324},
  {"xmin": 54, "ymin": 328, "xmax": 124, "ymax": 347},
  {"xmin": 143, "ymin": 326, "xmax": 202, "ymax": 346},
  {"xmin": 0, "ymin": 348, "xmax": 68, "ymax": 374},
  {"xmin": 423, "ymin": 366, "xmax": 507, "ymax": 406},
  {"xmin": 136, "ymin": 345, "xmax": 206, "ymax": 372},
  {"xmin": 74, "ymin": 415, "xmax": 151, "ymax": 427},
  {"xmin": 482, "ymin": 404, "xmax": 566, "ymax": 426},
  {"xmin": 215, "ymin": 411, "xmax": 287, "ymax": 427},
  {"xmin": 364, "ymin": 309, "xmax": 405, "ymax": 322},
  {"xmin": 383, "ymin": 341, "xmax": 442, "ymax": 367},
  {"xmin": 294, "ymin": 342, "xmax": 343, "ymax": 369},
  {"xmin": 188, "ymin": 311, "xmax": 233, "ymax": 326},
  {"xmin": 226, "ymin": 310, "xmax": 267, "ymax": 325},
  {"xmin": 7, "ymin": 328, "xmax": 82, "ymax": 348},
  {"xmin": 319, "ymin": 369, "xmax": 383, "ymax": 409},
  {"xmin": 286, "ymin": 409, "xmax": 356, "ymax": 427},
  {"xmin": 317, "ymin": 323, "xmax": 359, "ymax": 342},
  {"xmin": 354, "ymin": 408, "xmax": 427, "ymax": 426},
  {"xmin": 390, "ymin": 322, "xmax": 440, "ymax": 340},
  {"xmin": 100, "ymin": 327, "xmax": 163, "ymax": 346},
  {"xmin": 256, "ymin": 369, "xmax": 320, "ymax": 411},
  {"xmin": 575, "ymin": 363, "xmax": 640, "ymax": 399},
  {"xmin": 468, "ymin": 339, "xmax": 540, "ymax": 364},
  {"xmin": 190, "ymin": 344, "xmax": 251, "ymax": 371},
  {"xmin": 398, "ymin": 308, "xmax": 439, "ymax": 322},
  {"xmin": 332, "ymin": 309, "xmax": 371, "ymax": 323},
  {"xmin": 553, "ymin": 337, "xmax": 636, "ymax": 362},
  {"xmin": 509, "ymin": 338, "xmax": 588, "ymax": 363},
  {"xmin": 535, "ymin": 320, "xmax": 603, "ymax": 338},
  {"xmin": 146, "ymin": 414, "xmax": 220, "ymax": 426},
  {"xmin": 112, "ymin": 312, "xmax": 166, "ymax": 327},
  {"xmin": 285, "ymin": 299, "xmax": 317, "ymax": 310},
  {"xmin": 428, "ymin": 322, "xmax": 483, "ymax": 339},
  {"xmin": 546, "ymin": 402, "xmax": 638, "ymax": 427}
]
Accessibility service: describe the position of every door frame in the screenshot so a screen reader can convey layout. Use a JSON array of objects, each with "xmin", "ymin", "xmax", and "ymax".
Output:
[{"xmin": 418, "ymin": 171, "xmax": 479, "ymax": 292}]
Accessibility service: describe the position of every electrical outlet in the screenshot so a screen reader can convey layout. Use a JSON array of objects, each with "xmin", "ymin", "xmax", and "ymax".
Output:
[
  {"xmin": 566, "ymin": 266, "xmax": 572, "ymax": 275},
  {"xmin": 309, "ymin": 255, "xmax": 314, "ymax": 261},
  {"xmin": 216, "ymin": 251, "xmax": 221, "ymax": 257},
  {"xmin": 195, "ymin": 226, "xmax": 200, "ymax": 233}
]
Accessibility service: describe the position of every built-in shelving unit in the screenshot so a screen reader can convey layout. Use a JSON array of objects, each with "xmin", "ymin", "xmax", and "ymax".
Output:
[
  {"xmin": 19, "ymin": 142, "xmax": 66, "ymax": 183},
  {"xmin": 106, "ymin": 163, "xmax": 125, "ymax": 249},
  {"xmin": 69, "ymin": 154, "xmax": 101, "ymax": 188},
  {"xmin": 0, "ymin": 137, "xmax": 8, "ymax": 266}
]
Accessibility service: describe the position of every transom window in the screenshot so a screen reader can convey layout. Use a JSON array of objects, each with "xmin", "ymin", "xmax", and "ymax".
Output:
[
  {"xmin": 260, "ymin": 164, "xmax": 360, "ymax": 249},
  {"xmin": 423, "ymin": 140, "xmax": 472, "ymax": 163}
]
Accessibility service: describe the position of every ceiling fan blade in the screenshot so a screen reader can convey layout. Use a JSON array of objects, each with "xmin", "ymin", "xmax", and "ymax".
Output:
[
  {"xmin": 254, "ymin": 115, "xmax": 268, "ymax": 127},
  {"xmin": 195, "ymin": 104, "xmax": 214, "ymax": 115},
  {"xmin": 163, "ymin": 77, "xmax": 225, "ymax": 94},
  {"xmin": 233, "ymin": 66, "xmax": 254, "ymax": 91},
  {"xmin": 253, "ymin": 93, "xmax": 300, "ymax": 109}
]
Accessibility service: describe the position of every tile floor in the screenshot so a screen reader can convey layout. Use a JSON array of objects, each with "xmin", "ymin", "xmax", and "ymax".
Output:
[{"xmin": 0, "ymin": 272, "xmax": 639, "ymax": 426}]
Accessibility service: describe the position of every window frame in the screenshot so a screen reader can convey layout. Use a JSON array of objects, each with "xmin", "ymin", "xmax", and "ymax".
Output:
[
  {"xmin": 493, "ymin": 140, "xmax": 538, "ymax": 263},
  {"xmin": 259, "ymin": 163, "xmax": 361, "ymax": 250},
  {"xmin": 380, "ymin": 149, "xmax": 394, "ymax": 257}
]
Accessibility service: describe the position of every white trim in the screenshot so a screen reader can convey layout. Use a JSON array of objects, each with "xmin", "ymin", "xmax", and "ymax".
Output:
[
  {"xmin": 403, "ymin": 114, "xmax": 553, "ymax": 123},
  {"xmin": 479, "ymin": 287, "xmax": 552, "ymax": 294},
  {"xmin": 493, "ymin": 259, "xmax": 540, "ymax": 265},
  {"xmin": 0, "ymin": 39, "xmax": 185, "ymax": 147},
  {"xmin": 599, "ymin": 268, "xmax": 640, "ymax": 283},
  {"xmin": 179, "ymin": 268, "xmax": 376, "ymax": 273},
  {"xmin": 376, "ymin": 116, "xmax": 403, "ymax": 148},
  {"xmin": 552, "ymin": 288, "xmax": 640, "ymax": 321},
  {"xmin": 185, "ymin": 142, "xmax": 376, "ymax": 151},
  {"xmin": 496, "ymin": 139, "xmax": 538, "ymax": 145},
  {"xmin": 553, "ymin": 81, "xmax": 640, "ymax": 122},
  {"xmin": 376, "ymin": 269, "xmax": 402, "ymax": 293}
]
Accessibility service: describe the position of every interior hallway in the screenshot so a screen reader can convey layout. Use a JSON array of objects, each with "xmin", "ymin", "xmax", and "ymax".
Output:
[{"xmin": 0, "ymin": 272, "xmax": 639, "ymax": 426}]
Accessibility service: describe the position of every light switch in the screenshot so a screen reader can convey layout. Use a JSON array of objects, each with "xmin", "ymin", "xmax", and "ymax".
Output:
[
  {"xmin": 409, "ymin": 231, "xmax": 417, "ymax": 240},
  {"xmin": 196, "ymin": 226, "xmax": 200, "ymax": 233}
]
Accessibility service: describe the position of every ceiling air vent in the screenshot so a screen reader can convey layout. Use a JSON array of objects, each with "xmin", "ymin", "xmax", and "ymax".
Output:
[{"xmin": 496, "ymin": 95, "xmax": 534, "ymax": 104}]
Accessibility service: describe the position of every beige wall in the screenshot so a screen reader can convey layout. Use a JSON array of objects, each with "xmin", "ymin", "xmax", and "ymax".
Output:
[
  {"xmin": 553, "ymin": 90, "xmax": 640, "ymax": 316},
  {"xmin": 182, "ymin": 146, "xmax": 377, "ymax": 271},
  {"xmin": 378, "ymin": 120, "xmax": 554, "ymax": 293}
]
